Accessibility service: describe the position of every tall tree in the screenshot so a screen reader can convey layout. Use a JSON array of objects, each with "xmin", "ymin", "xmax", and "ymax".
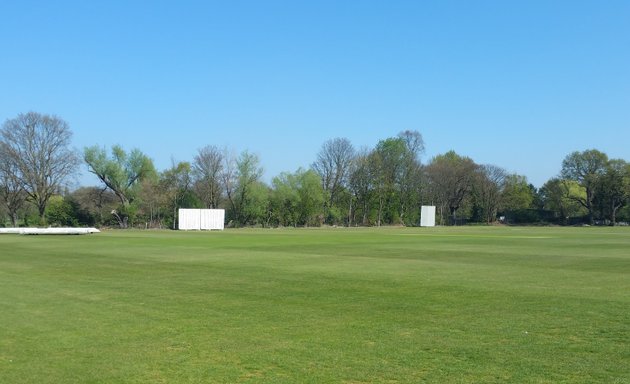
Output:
[
  {"xmin": 561, "ymin": 149, "xmax": 608, "ymax": 225},
  {"xmin": 473, "ymin": 164, "xmax": 507, "ymax": 224},
  {"xmin": 425, "ymin": 151, "xmax": 478, "ymax": 225},
  {"xmin": 597, "ymin": 159, "xmax": 630, "ymax": 225},
  {"xmin": 349, "ymin": 149, "xmax": 373, "ymax": 226},
  {"xmin": 312, "ymin": 138, "xmax": 355, "ymax": 224},
  {"xmin": 397, "ymin": 130, "xmax": 425, "ymax": 224},
  {"xmin": 68, "ymin": 186, "xmax": 117, "ymax": 227},
  {"xmin": 84, "ymin": 145, "xmax": 156, "ymax": 228},
  {"xmin": 225, "ymin": 151, "xmax": 263, "ymax": 226},
  {"xmin": 0, "ymin": 151, "xmax": 26, "ymax": 226},
  {"xmin": 193, "ymin": 145, "xmax": 224, "ymax": 208},
  {"xmin": 0, "ymin": 112, "xmax": 78, "ymax": 222},
  {"xmin": 160, "ymin": 161, "xmax": 194, "ymax": 229},
  {"xmin": 539, "ymin": 178, "xmax": 586, "ymax": 224},
  {"xmin": 371, "ymin": 137, "xmax": 411, "ymax": 225},
  {"xmin": 501, "ymin": 174, "xmax": 534, "ymax": 212}
]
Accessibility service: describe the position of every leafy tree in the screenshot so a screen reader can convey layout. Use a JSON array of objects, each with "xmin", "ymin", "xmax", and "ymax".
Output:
[
  {"xmin": 45, "ymin": 195, "xmax": 77, "ymax": 227},
  {"xmin": 271, "ymin": 172, "xmax": 301, "ymax": 227},
  {"xmin": 370, "ymin": 137, "xmax": 415, "ymax": 225},
  {"xmin": 160, "ymin": 161, "xmax": 194, "ymax": 229},
  {"xmin": 296, "ymin": 169, "xmax": 325, "ymax": 226},
  {"xmin": 225, "ymin": 151, "xmax": 264, "ymax": 226},
  {"xmin": 349, "ymin": 149, "xmax": 373, "ymax": 226},
  {"xmin": 271, "ymin": 169, "xmax": 324, "ymax": 227},
  {"xmin": 425, "ymin": 151, "xmax": 478, "ymax": 225},
  {"xmin": 0, "ymin": 112, "xmax": 79, "ymax": 222},
  {"xmin": 596, "ymin": 159, "xmax": 630, "ymax": 224},
  {"xmin": 561, "ymin": 149, "xmax": 608, "ymax": 224},
  {"xmin": 68, "ymin": 187, "xmax": 117, "ymax": 227},
  {"xmin": 397, "ymin": 130, "xmax": 425, "ymax": 225},
  {"xmin": 84, "ymin": 145, "xmax": 156, "ymax": 228},
  {"xmin": 539, "ymin": 178, "xmax": 586, "ymax": 224},
  {"xmin": 501, "ymin": 174, "xmax": 534, "ymax": 211},
  {"xmin": 242, "ymin": 181, "xmax": 270, "ymax": 227}
]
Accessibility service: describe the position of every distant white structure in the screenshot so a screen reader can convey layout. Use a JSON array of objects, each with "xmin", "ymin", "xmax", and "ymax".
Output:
[
  {"xmin": 178, "ymin": 209, "xmax": 225, "ymax": 230},
  {"xmin": 420, "ymin": 206, "xmax": 436, "ymax": 227},
  {"xmin": 0, "ymin": 228, "xmax": 100, "ymax": 235}
]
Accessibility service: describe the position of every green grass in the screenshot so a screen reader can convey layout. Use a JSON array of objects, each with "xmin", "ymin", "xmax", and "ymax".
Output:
[{"xmin": 1, "ymin": 226, "xmax": 629, "ymax": 383}]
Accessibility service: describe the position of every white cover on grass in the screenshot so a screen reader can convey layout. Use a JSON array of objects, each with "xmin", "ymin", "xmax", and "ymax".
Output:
[
  {"xmin": 178, "ymin": 209, "xmax": 225, "ymax": 230},
  {"xmin": 420, "ymin": 206, "xmax": 436, "ymax": 227},
  {"xmin": 0, "ymin": 228, "xmax": 100, "ymax": 235}
]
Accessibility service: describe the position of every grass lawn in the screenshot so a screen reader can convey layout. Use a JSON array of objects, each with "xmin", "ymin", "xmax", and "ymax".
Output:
[{"xmin": 0, "ymin": 226, "xmax": 629, "ymax": 383}]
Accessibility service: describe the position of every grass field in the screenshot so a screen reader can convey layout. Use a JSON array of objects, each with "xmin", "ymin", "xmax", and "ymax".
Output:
[{"xmin": 0, "ymin": 226, "xmax": 629, "ymax": 383}]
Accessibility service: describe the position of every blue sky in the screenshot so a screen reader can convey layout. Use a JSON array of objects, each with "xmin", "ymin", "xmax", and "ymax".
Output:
[{"xmin": 1, "ymin": 0, "xmax": 629, "ymax": 187}]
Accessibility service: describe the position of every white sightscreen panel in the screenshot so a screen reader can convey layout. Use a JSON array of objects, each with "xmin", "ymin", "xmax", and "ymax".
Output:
[
  {"xmin": 179, "ymin": 209, "xmax": 201, "ymax": 230},
  {"xmin": 420, "ymin": 206, "xmax": 436, "ymax": 227},
  {"xmin": 200, "ymin": 209, "xmax": 225, "ymax": 230}
]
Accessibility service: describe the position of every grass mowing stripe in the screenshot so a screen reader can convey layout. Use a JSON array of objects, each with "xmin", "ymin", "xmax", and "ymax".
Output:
[{"xmin": 1, "ymin": 226, "xmax": 629, "ymax": 383}]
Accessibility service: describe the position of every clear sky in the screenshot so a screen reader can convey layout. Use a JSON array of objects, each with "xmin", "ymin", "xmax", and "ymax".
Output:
[{"xmin": 1, "ymin": 0, "xmax": 629, "ymax": 187}]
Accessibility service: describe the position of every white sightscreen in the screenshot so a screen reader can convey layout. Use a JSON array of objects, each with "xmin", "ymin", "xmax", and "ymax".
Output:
[
  {"xmin": 179, "ymin": 209, "xmax": 225, "ymax": 230},
  {"xmin": 420, "ymin": 206, "xmax": 436, "ymax": 227},
  {"xmin": 200, "ymin": 209, "xmax": 225, "ymax": 230},
  {"xmin": 179, "ymin": 209, "xmax": 201, "ymax": 230}
]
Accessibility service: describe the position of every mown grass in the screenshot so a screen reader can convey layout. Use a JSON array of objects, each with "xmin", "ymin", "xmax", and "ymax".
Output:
[{"xmin": 0, "ymin": 226, "xmax": 628, "ymax": 383}]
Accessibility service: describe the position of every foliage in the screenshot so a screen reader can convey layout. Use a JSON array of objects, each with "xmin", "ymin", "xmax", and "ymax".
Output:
[
  {"xmin": 84, "ymin": 145, "xmax": 157, "ymax": 228},
  {"xmin": 0, "ymin": 112, "xmax": 78, "ymax": 222},
  {"xmin": 561, "ymin": 149, "xmax": 609, "ymax": 224},
  {"xmin": 45, "ymin": 195, "xmax": 78, "ymax": 227},
  {"xmin": 425, "ymin": 151, "xmax": 478, "ymax": 225}
]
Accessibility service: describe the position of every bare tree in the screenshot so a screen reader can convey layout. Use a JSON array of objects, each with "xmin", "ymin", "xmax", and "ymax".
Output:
[
  {"xmin": 0, "ymin": 152, "xmax": 26, "ymax": 226},
  {"xmin": 474, "ymin": 164, "xmax": 507, "ymax": 224},
  {"xmin": 193, "ymin": 145, "xmax": 224, "ymax": 208},
  {"xmin": 312, "ymin": 138, "xmax": 355, "ymax": 217},
  {"xmin": 398, "ymin": 130, "xmax": 425, "ymax": 160},
  {"xmin": 0, "ymin": 112, "xmax": 78, "ymax": 222}
]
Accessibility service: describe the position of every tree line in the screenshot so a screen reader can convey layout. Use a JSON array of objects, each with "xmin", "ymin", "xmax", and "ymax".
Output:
[{"xmin": 2, "ymin": 112, "xmax": 629, "ymax": 228}]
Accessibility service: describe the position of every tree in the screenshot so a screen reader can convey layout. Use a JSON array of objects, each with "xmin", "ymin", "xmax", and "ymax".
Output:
[
  {"xmin": 0, "ymin": 151, "xmax": 26, "ymax": 226},
  {"xmin": 397, "ymin": 130, "xmax": 425, "ymax": 225},
  {"xmin": 312, "ymin": 138, "xmax": 355, "ymax": 224},
  {"xmin": 501, "ymin": 174, "xmax": 534, "ymax": 211},
  {"xmin": 271, "ymin": 172, "xmax": 301, "ymax": 227},
  {"xmin": 349, "ymin": 148, "xmax": 373, "ymax": 226},
  {"xmin": 561, "ymin": 149, "xmax": 608, "ymax": 225},
  {"xmin": 271, "ymin": 168, "xmax": 325, "ymax": 227},
  {"xmin": 45, "ymin": 195, "xmax": 77, "ymax": 227},
  {"xmin": 160, "ymin": 161, "xmax": 194, "ymax": 229},
  {"xmin": 84, "ymin": 145, "xmax": 156, "ymax": 228},
  {"xmin": 225, "ymin": 151, "xmax": 264, "ymax": 226},
  {"xmin": 425, "ymin": 151, "xmax": 478, "ymax": 225},
  {"xmin": 473, "ymin": 164, "xmax": 507, "ymax": 224},
  {"xmin": 193, "ymin": 145, "xmax": 224, "ymax": 209},
  {"xmin": 596, "ymin": 159, "xmax": 630, "ymax": 225},
  {"xmin": 68, "ymin": 186, "xmax": 117, "ymax": 227},
  {"xmin": 0, "ymin": 112, "xmax": 78, "ymax": 222},
  {"xmin": 540, "ymin": 178, "xmax": 586, "ymax": 224},
  {"xmin": 371, "ymin": 137, "xmax": 412, "ymax": 225}
]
